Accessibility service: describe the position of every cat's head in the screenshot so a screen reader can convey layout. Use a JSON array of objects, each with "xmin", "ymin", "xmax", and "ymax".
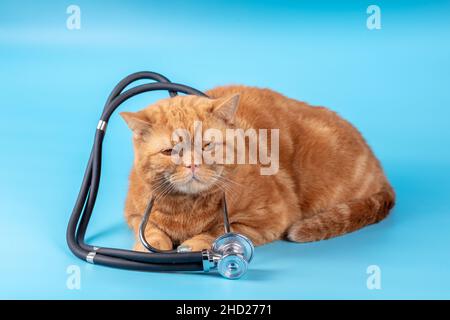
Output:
[{"xmin": 120, "ymin": 94, "xmax": 240, "ymax": 196}]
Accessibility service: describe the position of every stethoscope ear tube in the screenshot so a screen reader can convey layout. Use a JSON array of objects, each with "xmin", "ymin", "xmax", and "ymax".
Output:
[
  {"xmin": 66, "ymin": 71, "xmax": 254, "ymax": 278},
  {"xmin": 138, "ymin": 197, "xmax": 179, "ymax": 254}
]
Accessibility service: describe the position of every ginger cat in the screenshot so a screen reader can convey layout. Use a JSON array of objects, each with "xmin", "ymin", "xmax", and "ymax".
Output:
[{"xmin": 121, "ymin": 86, "xmax": 395, "ymax": 252}]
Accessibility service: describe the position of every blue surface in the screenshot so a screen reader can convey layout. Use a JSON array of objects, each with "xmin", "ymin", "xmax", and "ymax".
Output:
[{"xmin": 1, "ymin": 0, "xmax": 449, "ymax": 299}]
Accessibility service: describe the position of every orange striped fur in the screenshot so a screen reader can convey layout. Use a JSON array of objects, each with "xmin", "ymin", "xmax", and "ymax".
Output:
[{"xmin": 121, "ymin": 85, "xmax": 395, "ymax": 252}]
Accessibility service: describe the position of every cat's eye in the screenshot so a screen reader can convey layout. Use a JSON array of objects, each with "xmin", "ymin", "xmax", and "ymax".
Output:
[{"xmin": 161, "ymin": 148, "xmax": 173, "ymax": 156}]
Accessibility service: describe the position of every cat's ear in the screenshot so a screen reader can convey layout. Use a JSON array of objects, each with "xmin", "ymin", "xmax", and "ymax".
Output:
[
  {"xmin": 211, "ymin": 94, "xmax": 240, "ymax": 124},
  {"xmin": 120, "ymin": 111, "xmax": 152, "ymax": 140}
]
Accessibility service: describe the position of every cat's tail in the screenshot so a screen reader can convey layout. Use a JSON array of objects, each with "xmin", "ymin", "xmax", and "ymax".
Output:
[{"xmin": 287, "ymin": 185, "xmax": 395, "ymax": 242}]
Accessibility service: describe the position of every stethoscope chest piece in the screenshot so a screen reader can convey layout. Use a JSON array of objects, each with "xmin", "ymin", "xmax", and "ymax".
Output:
[{"xmin": 211, "ymin": 232, "xmax": 254, "ymax": 279}]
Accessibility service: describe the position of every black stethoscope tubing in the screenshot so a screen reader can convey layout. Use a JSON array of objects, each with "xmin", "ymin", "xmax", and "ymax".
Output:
[{"xmin": 66, "ymin": 71, "xmax": 212, "ymax": 272}]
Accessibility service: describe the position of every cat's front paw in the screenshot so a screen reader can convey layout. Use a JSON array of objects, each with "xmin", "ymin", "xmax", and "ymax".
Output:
[
  {"xmin": 133, "ymin": 236, "xmax": 173, "ymax": 252},
  {"xmin": 178, "ymin": 238, "xmax": 212, "ymax": 252}
]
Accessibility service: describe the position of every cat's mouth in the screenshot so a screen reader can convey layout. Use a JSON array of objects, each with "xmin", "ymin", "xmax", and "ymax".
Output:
[
  {"xmin": 174, "ymin": 173, "xmax": 212, "ymax": 194},
  {"xmin": 153, "ymin": 168, "xmax": 224, "ymax": 196}
]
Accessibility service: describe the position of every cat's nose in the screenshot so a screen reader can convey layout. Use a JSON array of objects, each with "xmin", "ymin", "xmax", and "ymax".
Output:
[{"xmin": 184, "ymin": 163, "xmax": 200, "ymax": 173}]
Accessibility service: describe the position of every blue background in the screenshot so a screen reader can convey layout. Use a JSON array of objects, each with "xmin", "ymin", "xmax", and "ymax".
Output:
[{"xmin": 1, "ymin": 0, "xmax": 449, "ymax": 299}]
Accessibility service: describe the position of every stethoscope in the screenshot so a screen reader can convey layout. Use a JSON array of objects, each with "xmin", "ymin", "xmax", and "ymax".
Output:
[{"xmin": 67, "ymin": 71, "xmax": 254, "ymax": 279}]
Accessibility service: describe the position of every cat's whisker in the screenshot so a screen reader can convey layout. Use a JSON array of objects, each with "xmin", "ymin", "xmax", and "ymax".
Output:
[
  {"xmin": 214, "ymin": 175, "xmax": 240, "ymax": 189},
  {"xmin": 157, "ymin": 183, "xmax": 176, "ymax": 202},
  {"xmin": 149, "ymin": 176, "xmax": 170, "ymax": 190},
  {"xmin": 216, "ymin": 175, "xmax": 243, "ymax": 188},
  {"xmin": 214, "ymin": 179, "xmax": 239, "ymax": 201},
  {"xmin": 151, "ymin": 176, "xmax": 177, "ymax": 200},
  {"xmin": 154, "ymin": 184, "xmax": 172, "ymax": 201},
  {"xmin": 216, "ymin": 184, "xmax": 238, "ymax": 203},
  {"xmin": 151, "ymin": 180, "xmax": 170, "ymax": 194},
  {"xmin": 151, "ymin": 174, "xmax": 168, "ymax": 181}
]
